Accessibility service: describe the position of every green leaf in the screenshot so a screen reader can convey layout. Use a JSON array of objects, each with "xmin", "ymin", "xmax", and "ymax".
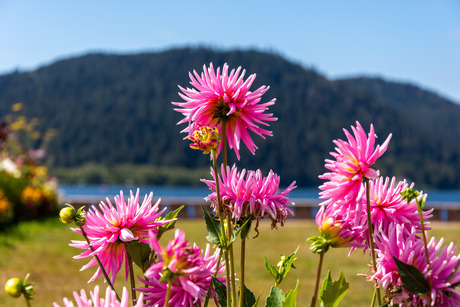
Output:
[
  {"xmin": 283, "ymin": 280, "xmax": 299, "ymax": 307},
  {"xmin": 124, "ymin": 241, "xmax": 152, "ymax": 272},
  {"xmin": 240, "ymin": 216, "xmax": 253, "ymax": 240},
  {"xmin": 228, "ymin": 217, "xmax": 253, "ymax": 247},
  {"xmin": 240, "ymin": 285, "xmax": 257, "ymax": 307},
  {"xmin": 156, "ymin": 205, "xmax": 184, "ymax": 240},
  {"xmin": 318, "ymin": 271, "xmax": 349, "ymax": 307},
  {"xmin": 278, "ymin": 247, "xmax": 299, "ymax": 285},
  {"xmin": 264, "ymin": 255, "xmax": 281, "ymax": 282},
  {"xmin": 264, "ymin": 247, "xmax": 299, "ymax": 286},
  {"xmin": 265, "ymin": 286, "xmax": 285, "ymax": 307},
  {"xmin": 212, "ymin": 276, "xmax": 227, "ymax": 307},
  {"xmin": 201, "ymin": 206, "xmax": 222, "ymax": 247},
  {"xmin": 393, "ymin": 256, "xmax": 430, "ymax": 295}
]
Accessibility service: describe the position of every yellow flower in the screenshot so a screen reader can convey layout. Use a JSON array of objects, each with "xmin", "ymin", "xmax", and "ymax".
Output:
[{"xmin": 21, "ymin": 186, "xmax": 42, "ymax": 204}]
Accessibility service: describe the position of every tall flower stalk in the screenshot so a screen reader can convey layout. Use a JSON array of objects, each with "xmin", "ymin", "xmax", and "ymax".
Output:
[{"xmin": 364, "ymin": 178, "xmax": 381, "ymax": 306}]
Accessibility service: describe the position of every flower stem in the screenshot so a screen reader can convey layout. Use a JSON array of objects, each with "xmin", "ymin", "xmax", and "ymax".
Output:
[
  {"xmin": 127, "ymin": 253, "xmax": 137, "ymax": 303},
  {"xmin": 364, "ymin": 178, "xmax": 381, "ymax": 306},
  {"xmin": 212, "ymin": 151, "xmax": 232, "ymax": 307},
  {"xmin": 227, "ymin": 215, "xmax": 237, "ymax": 306},
  {"xmin": 239, "ymin": 238, "xmax": 246, "ymax": 307},
  {"xmin": 418, "ymin": 203, "xmax": 433, "ymax": 282},
  {"xmin": 310, "ymin": 250, "xmax": 325, "ymax": 307},
  {"xmin": 78, "ymin": 225, "xmax": 120, "ymax": 301},
  {"xmin": 164, "ymin": 279, "xmax": 172, "ymax": 307},
  {"xmin": 203, "ymin": 248, "xmax": 223, "ymax": 307},
  {"xmin": 24, "ymin": 297, "xmax": 31, "ymax": 307}
]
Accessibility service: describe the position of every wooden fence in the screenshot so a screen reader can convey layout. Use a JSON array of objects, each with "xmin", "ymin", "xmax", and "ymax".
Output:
[{"xmin": 65, "ymin": 196, "xmax": 460, "ymax": 222}]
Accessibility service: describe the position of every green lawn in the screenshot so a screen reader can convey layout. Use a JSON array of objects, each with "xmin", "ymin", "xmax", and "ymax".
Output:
[{"xmin": 1, "ymin": 217, "xmax": 460, "ymax": 306}]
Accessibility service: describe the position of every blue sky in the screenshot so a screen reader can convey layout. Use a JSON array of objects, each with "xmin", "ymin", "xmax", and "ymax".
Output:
[{"xmin": 1, "ymin": 1, "xmax": 459, "ymax": 102}]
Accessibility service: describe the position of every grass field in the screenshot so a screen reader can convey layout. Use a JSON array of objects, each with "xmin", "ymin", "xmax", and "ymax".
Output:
[{"xmin": 1, "ymin": 217, "xmax": 460, "ymax": 306}]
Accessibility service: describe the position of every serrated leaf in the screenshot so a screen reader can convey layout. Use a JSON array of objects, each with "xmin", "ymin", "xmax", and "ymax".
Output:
[
  {"xmin": 201, "ymin": 206, "xmax": 223, "ymax": 246},
  {"xmin": 279, "ymin": 247, "xmax": 299, "ymax": 284},
  {"xmin": 156, "ymin": 205, "xmax": 184, "ymax": 240},
  {"xmin": 124, "ymin": 241, "xmax": 151, "ymax": 272},
  {"xmin": 265, "ymin": 286, "xmax": 285, "ymax": 307},
  {"xmin": 283, "ymin": 280, "xmax": 299, "ymax": 307},
  {"xmin": 319, "ymin": 271, "xmax": 349, "ymax": 307},
  {"xmin": 393, "ymin": 256, "xmax": 430, "ymax": 295},
  {"xmin": 264, "ymin": 255, "xmax": 280, "ymax": 282},
  {"xmin": 240, "ymin": 285, "xmax": 256, "ymax": 307},
  {"xmin": 212, "ymin": 276, "xmax": 227, "ymax": 307}
]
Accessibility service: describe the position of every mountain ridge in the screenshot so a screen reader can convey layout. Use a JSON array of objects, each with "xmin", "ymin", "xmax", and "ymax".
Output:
[{"xmin": 0, "ymin": 47, "xmax": 458, "ymax": 188}]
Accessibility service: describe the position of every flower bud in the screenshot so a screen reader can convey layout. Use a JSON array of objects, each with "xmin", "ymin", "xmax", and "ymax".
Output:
[
  {"xmin": 5, "ymin": 277, "xmax": 23, "ymax": 298},
  {"xmin": 188, "ymin": 125, "xmax": 221, "ymax": 154},
  {"xmin": 59, "ymin": 204, "xmax": 76, "ymax": 224}
]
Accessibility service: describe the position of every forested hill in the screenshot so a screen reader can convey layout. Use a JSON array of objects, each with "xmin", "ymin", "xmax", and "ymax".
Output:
[{"xmin": 0, "ymin": 47, "xmax": 459, "ymax": 188}]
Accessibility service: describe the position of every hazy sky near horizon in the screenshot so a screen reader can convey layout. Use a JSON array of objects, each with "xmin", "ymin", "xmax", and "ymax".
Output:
[{"xmin": 1, "ymin": 1, "xmax": 459, "ymax": 102}]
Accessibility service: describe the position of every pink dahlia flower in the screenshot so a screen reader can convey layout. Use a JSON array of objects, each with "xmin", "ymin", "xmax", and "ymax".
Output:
[
  {"xmin": 137, "ymin": 230, "xmax": 225, "ymax": 306},
  {"xmin": 319, "ymin": 121, "xmax": 392, "ymax": 207},
  {"xmin": 71, "ymin": 189, "xmax": 171, "ymax": 283},
  {"xmin": 53, "ymin": 286, "xmax": 143, "ymax": 307},
  {"xmin": 315, "ymin": 205, "xmax": 365, "ymax": 249},
  {"xmin": 173, "ymin": 63, "xmax": 277, "ymax": 159},
  {"xmin": 362, "ymin": 177, "xmax": 432, "ymax": 240},
  {"xmin": 202, "ymin": 164, "xmax": 296, "ymax": 228},
  {"xmin": 372, "ymin": 223, "xmax": 460, "ymax": 306}
]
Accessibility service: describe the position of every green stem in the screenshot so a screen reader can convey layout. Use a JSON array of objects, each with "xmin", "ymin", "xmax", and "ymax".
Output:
[
  {"xmin": 127, "ymin": 253, "xmax": 137, "ymax": 303},
  {"xmin": 24, "ymin": 296, "xmax": 31, "ymax": 307},
  {"xmin": 418, "ymin": 208, "xmax": 432, "ymax": 276},
  {"xmin": 224, "ymin": 249, "xmax": 232, "ymax": 307},
  {"xmin": 227, "ymin": 215, "xmax": 237, "ymax": 306},
  {"xmin": 79, "ymin": 225, "xmax": 121, "ymax": 301},
  {"xmin": 212, "ymin": 151, "xmax": 232, "ymax": 307},
  {"xmin": 364, "ymin": 178, "xmax": 381, "ymax": 306},
  {"xmin": 164, "ymin": 279, "xmax": 172, "ymax": 307},
  {"xmin": 310, "ymin": 250, "xmax": 325, "ymax": 307},
  {"xmin": 370, "ymin": 288, "xmax": 377, "ymax": 307},
  {"xmin": 203, "ymin": 249, "xmax": 223, "ymax": 307},
  {"xmin": 239, "ymin": 238, "xmax": 246, "ymax": 307}
]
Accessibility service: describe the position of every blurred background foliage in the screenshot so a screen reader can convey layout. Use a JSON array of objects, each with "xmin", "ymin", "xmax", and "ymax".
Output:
[{"xmin": 0, "ymin": 103, "xmax": 59, "ymax": 229}]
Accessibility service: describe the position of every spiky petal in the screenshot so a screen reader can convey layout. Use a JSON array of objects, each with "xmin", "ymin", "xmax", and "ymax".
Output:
[
  {"xmin": 70, "ymin": 189, "xmax": 171, "ymax": 283},
  {"xmin": 53, "ymin": 286, "xmax": 143, "ymax": 307},
  {"xmin": 202, "ymin": 164, "xmax": 296, "ymax": 228},
  {"xmin": 173, "ymin": 63, "xmax": 277, "ymax": 159},
  {"xmin": 319, "ymin": 121, "xmax": 392, "ymax": 207},
  {"xmin": 137, "ymin": 230, "xmax": 225, "ymax": 306}
]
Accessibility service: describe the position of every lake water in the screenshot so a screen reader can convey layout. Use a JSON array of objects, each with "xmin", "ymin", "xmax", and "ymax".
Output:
[{"xmin": 59, "ymin": 184, "xmax": 460, "ymax": 207}]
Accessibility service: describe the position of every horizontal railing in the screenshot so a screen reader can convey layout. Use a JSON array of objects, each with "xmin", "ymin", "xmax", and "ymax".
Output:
[{"xmin": 63, "ymin": 196, "xmax": 460, "ymax": 222}]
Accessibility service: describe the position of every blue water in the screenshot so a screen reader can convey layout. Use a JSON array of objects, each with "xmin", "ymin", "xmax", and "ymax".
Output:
[{"xmin": 59, "ymin": 184, "xmax": 460, "ymax": 205}]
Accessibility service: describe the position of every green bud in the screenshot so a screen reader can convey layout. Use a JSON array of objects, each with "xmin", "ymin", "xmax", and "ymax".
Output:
[
  {"xmin": 59, "ymin": 204, "xmax": 76, "ymax": 224},
  {"xmin": 5, "ymin": 277, "xmax": 23, "ymax": 298}
]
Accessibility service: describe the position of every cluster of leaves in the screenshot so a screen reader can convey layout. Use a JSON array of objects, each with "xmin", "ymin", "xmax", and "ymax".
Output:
[{"xmin": 1, "ymin": 48, "xmax": 460, "ymax": 188}]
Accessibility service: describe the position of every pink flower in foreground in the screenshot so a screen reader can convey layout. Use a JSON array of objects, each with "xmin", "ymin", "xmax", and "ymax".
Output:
[
  {"xmin": 137, "ymin": 230, "xmax": 225, "ymax": 306},
  {"xmin": 203, "ymin": 164, "xmax": 296, "ymax": 229},
  {"xmin": 53, "ymin": 286, "xmax": 143, "ymax": 307},
  {"xmin": 71, "ymin": 189, "xmax": 170, "ymax": 283},
  {"xmin": 173, "ymin": 63, "xmax": 277, "ymax": 159},
  {"xmin": 362, "ymin": 177, "xmax": 432, "ymax": 240},
  {"xmin": 371, "ymin": 224, "xmax": 460, "ymax": 306},
  {"xmin": 319, "ymin": 121, "xmax": 392, "ymax": 207}
]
